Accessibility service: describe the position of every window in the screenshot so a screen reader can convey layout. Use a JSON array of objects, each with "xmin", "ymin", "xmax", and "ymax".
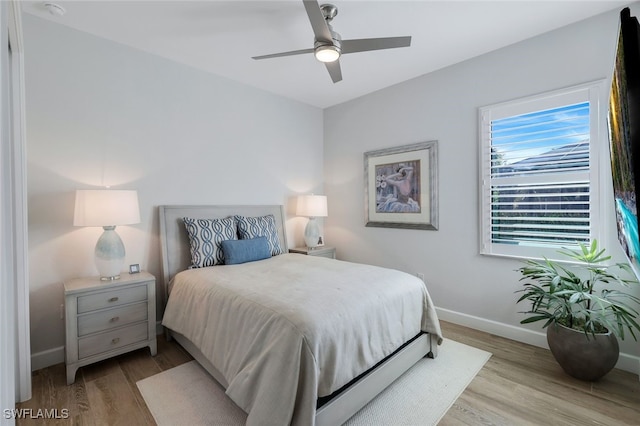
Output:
[{"xmin": 479, "ymin": 81, "xmax": 607, "ymax": 260}]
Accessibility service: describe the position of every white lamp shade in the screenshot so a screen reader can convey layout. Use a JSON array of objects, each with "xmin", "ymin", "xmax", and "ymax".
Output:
[
  {"xmin": 296, "ymin": 195, "xmax": 328, "ymax": 218},
  {"xmin": 74, "ymin": 190, "xmax": 140, "ymax": 227}
]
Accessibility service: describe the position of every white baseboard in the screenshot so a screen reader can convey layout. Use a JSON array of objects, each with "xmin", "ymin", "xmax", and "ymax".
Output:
[
  {"xmin": 30, "ymin": 346, "xmax": 64, "ymax": 372},
  {"xmin": 437, "ymin": 307, "xmax": 640, "ymax": 376}
]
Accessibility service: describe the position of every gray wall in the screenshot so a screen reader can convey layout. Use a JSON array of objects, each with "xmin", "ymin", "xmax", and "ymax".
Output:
[
  {"xmin": 324, "ymin": 5, "xmax": 640, "ymax": 372},
  {"xmin": 24, "ymin": 15, "xmax": 323, "ymax": 368}
]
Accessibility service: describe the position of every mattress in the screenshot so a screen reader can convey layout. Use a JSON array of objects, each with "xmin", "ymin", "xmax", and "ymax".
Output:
[{"xmin": 162, "ymin": 253, "xmax": 442, "ymax": 426}]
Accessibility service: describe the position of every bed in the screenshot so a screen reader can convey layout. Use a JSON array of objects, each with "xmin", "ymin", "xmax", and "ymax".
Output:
[{"xmin": 159, "ymin": 205, "xmax": 442, "ymax": 426}]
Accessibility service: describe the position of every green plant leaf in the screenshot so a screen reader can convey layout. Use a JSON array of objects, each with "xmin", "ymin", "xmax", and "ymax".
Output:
[
  {"xmin": 516, "ymin": 239, "xmax": 640, "ymax": 341},
  {"xmin": 520, "ymin": 315, "xmax": 552, "ymax": 324}
]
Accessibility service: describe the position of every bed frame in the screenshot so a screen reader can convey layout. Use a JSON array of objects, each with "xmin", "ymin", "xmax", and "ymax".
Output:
[{"xmin": 158, "ymin": 204, "xmax": 438, "ymax": 426}]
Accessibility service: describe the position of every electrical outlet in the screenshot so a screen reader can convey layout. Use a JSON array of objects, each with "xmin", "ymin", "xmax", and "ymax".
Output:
[
  {"xmin": 416, "ymin": 273, "xmax": 425, "ymax": 282},
  {"xmin": 60, "ymin": 304, "xmax": 64, "ymax": 320}
]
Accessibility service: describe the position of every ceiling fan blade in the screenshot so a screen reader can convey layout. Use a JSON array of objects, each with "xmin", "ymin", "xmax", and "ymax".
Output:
[
  {"xmin": 325, "ymin": 60, "xmax": 342, "ymax": 83},
  {"xmin": 252, "ymin": 48, "xmax": 314, "ymax": 60},
  {"xmin": 341, "ymin": 36, "xmax": 412, "ymax": 54},
  {"xmin": 303, "ymin": 0, "xmax": 333, "ymax": 43}
]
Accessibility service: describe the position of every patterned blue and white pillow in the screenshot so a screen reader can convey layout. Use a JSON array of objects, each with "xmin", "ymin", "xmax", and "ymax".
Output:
[
  {"xmin": 234, "ymin": 214, "xmax": 284, "ymax": 256},
  {"xmin": 183, "ymin": 217, "xmax": 237, "ymax": 267}
]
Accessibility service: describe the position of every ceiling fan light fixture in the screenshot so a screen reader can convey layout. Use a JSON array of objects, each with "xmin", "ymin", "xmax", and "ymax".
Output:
[
  {"xmin": 315, "ymin": 45, "xmax": 340, "ymax": 63},
  {"xmin": 251, "ymin": 0, "xmax": 411, "ymax": 84}
]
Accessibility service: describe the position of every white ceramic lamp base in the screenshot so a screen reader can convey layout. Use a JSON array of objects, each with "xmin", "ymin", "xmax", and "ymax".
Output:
[
  {"xmin": 95, "ymin": 226, "xmax": 125, "ymax": 280},
  {"xmin": 304, "ymin": 217, "xmax": 320, "ymax": 249}
]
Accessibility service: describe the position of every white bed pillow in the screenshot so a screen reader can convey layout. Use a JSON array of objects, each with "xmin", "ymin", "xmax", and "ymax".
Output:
[
  {"xmin": 183, "ymin": 217, "xmax": 237, "ymax": 267},
  {"xmin": 234, "ymin": 214, "xmax": 284, "ymax": 256}
]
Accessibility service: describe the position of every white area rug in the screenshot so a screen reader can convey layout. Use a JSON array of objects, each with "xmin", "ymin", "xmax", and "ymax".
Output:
[{"xmin": 137, "ymin": 339, "xmax": 491, "ymax": 426}]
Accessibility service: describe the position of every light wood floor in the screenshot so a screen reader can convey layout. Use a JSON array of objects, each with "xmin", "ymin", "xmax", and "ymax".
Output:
[{"xmin": 15, "ymin": 321, "xmax": 640, "ymax": 425}]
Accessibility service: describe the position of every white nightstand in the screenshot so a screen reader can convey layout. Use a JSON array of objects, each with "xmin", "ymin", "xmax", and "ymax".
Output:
[
  {"xmin": 289, "ymin": 246, "xmax": 336, "ymax": 259},
  {"xmin": 64, "ymin": 271, "xmax": 157, "ymax": 385}
]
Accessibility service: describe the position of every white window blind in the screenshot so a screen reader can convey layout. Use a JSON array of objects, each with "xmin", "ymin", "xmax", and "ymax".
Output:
[{"xmin": 479, "ymin": 82, "xmax": 606, "ymax": 259}]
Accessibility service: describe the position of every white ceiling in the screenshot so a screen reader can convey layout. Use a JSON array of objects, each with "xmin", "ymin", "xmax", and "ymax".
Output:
[{"xmin": 22, "ymin": 0, "xmax": 630, "ymax": 108}]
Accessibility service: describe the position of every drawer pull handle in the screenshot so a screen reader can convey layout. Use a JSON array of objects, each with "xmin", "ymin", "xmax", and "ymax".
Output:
[
  {"xmin": 108, "ymin": 297, "xmax": 119, "ymax": 303},
  {"xmin": 109, "ymin": 316, "xmax": 120, "ymax": 323},
  {"xmin": 111, "ymin": 338, "xmax": 120, "ymax": 345}
]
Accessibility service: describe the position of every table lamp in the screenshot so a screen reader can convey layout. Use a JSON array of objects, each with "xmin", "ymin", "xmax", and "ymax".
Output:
[
  {"xmin": 73, "ymin": 189, "xmax": 140, "ymax": 280},
  {"xmin": 296, "ymin": 194, "xmax": 328, "ymax": 249}
]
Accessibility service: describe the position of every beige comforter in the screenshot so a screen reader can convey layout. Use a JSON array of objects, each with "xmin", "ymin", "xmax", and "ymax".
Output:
[{"xmin": 162, "ymin": 254, "xmax": 442, "ymax": 426}]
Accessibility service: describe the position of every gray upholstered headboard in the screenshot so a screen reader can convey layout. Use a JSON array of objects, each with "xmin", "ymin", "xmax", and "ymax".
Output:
[{"xmin": 158, "ymin": 205, "xmax": 288, "ymax": 298}]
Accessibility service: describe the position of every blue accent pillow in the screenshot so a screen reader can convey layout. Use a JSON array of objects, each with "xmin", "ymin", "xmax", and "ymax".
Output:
[
  {"xmin": 234, "ymin": 214, "xmax": 284, "ymax": 256},
  {"xmin": 221, "ymin": 237, "xmax": 271, "ymax": 265}
]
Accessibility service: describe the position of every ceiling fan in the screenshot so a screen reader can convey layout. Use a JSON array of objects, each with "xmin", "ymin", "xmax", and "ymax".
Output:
[{"xmin": 252, "ymin": 0, "xmax": 412, "ymax": 83}]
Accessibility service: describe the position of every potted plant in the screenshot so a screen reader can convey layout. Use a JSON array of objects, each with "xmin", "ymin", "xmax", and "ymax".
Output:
[{"xmin": 516, "ymin": 240, "xmax": 640, "ymax": 381}]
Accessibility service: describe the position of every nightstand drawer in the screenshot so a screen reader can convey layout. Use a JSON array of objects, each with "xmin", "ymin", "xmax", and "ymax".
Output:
[
  {"xmin": 78, "ymin": 322, "xmax": 149, "ymax": 359},
  {"xmin": 77, "ymin": 284, "xmax": 147, "ymax": 313},
  {"xmin": 289, "ymin": 246, "xmax": 336, "ymax": 259},
  {"xmin": 77, "ymin": 302, "xmax": 148, "ymax": 337},
  {"xmin": 312, "ymin": 251, "xmax": 335, "ymax": 259}
]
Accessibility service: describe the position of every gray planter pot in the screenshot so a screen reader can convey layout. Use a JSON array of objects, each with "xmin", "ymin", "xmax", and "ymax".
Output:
[{"xmin": 546, "ymin": 323, "xmax": 619, "ymax": 381}]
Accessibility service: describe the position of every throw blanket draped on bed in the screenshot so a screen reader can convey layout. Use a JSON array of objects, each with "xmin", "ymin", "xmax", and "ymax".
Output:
[{"xmin": 162, "ymin": 254, "xmax": 442, "ymax": 426}]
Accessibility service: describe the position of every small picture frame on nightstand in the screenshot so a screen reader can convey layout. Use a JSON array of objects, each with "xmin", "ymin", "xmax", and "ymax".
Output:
[
  {"xmin": 317, "ymin": 236, "xmax": 325, "ymax": 246},
  {"xmin": 129, "ymin": 264, "xmax": 140, "ymax": 274}
]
